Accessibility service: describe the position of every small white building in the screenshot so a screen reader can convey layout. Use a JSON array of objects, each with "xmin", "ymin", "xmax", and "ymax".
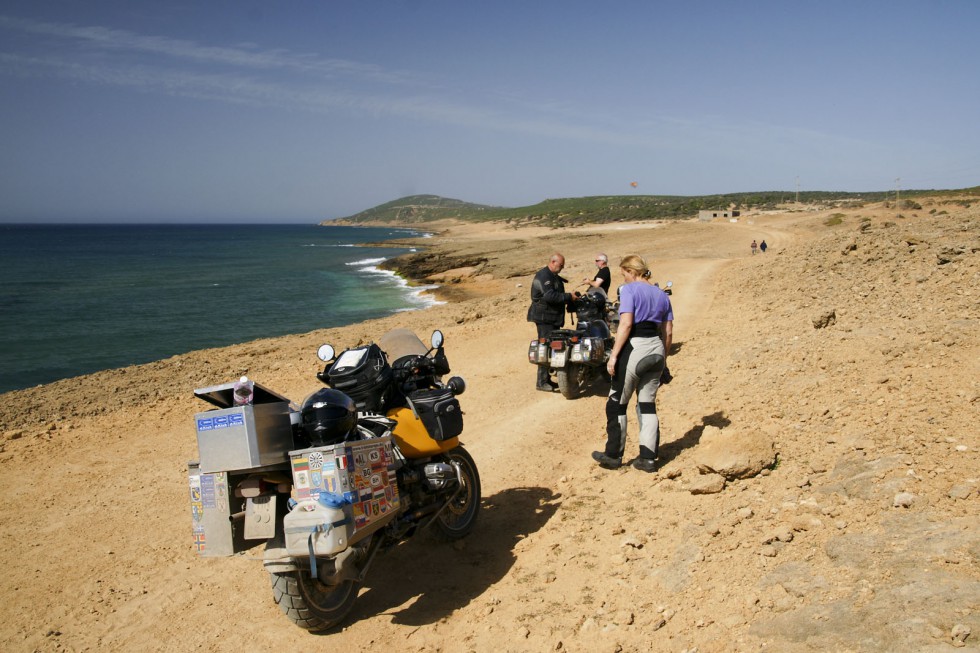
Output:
[{"xmin": 699, "ymin": 209, "xmax": 740, "ymax": 222}]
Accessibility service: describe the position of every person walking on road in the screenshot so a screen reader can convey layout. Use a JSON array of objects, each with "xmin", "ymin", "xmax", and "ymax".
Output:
[{"xmin": 592, "ymin": 255, "xmax": 673, "ymax": 472}]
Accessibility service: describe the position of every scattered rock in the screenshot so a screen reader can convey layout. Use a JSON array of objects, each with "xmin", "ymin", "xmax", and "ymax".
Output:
[
  {"xmin": 736, "ymin": 507, "xmax": 754, "ymax": 521},
  {"xmin": 693, "ymin": 428, "xmax": 776, "ymax": 480},
  {"xmin": 812, "ymin": 310, "xmax": 837, "ymax": 329},
  {"xmin": 893, "ymin": 492, "xmax": 916, "ymax": 508},
  {"xmin": 951, "ymin": 623, "xmax": 971, "ymax": 646},
  {"xmin": 689, "ymin": 473, "xmax": 726, "ymax": 495},
  {"xmin": 763, "ymin": 527, "xmax": 794, "ymax": 544},
  {"xmin": 612, "ymin": 611, "xmax": 634, "ymax": 626},
  {"xmin": 947, "ymin": 484, "xmax": 976, "ymax": 500},
  {"xmin": 620, "ymin": 536, "xmax": 645, "ymax": 549}
]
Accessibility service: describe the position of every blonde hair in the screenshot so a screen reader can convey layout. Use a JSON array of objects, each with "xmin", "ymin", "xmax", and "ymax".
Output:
[{"xmin": 619, "ymin": 254, "xmax": 650, "ymax": 279}]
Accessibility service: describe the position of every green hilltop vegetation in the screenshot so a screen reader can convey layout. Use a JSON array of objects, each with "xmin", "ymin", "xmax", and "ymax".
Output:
[{"xmin": 325, "ymin": 187, "xmax": 980, "ymax": 228}]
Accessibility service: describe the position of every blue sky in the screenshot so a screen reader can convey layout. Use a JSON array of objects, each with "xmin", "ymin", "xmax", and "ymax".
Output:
[{"xmin": 1, "ymin": 1, "xmax": 978, "ymax": 223}]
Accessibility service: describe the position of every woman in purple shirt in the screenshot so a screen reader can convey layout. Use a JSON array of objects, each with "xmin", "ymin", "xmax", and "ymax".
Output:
[{"xmin": 592, "ymin": 255, "xmax": 673, "ymax": 472}]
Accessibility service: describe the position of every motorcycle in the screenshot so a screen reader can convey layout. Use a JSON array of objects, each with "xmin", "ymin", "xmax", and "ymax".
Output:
[
  {"xmin": 187, "ymin": 328, "xmax": 480, "ymax": 632},
  {"xmin": 528, "ymin": 287, "xmax": 615, "ymax": 400}
]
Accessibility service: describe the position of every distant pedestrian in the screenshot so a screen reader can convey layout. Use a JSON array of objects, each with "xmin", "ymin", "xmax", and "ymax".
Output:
[
  {"xmin": 760, "ymin": 240, "xmax": 768, "ymax": 253},
  {"xmin": 750, "ymin": 240, "xmax": 758, "ymax": 255}
]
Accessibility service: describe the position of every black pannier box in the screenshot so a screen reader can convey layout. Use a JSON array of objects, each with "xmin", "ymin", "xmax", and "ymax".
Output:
[
  {"xmin": 327, "ymin": 343, "xmax": 393, "ymax": 412},
  {"xmin": 409, "ymin": 388, "xmax": 463, "ymax": 441}
]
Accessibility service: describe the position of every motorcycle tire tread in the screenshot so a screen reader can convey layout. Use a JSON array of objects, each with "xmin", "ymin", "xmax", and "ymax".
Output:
[{"xmin": 270, "ymin": 571, "xmax": 357, "ymax": 633}]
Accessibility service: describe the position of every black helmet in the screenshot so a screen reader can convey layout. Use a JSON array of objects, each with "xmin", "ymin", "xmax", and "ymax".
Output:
[{"xmin": 301, "ymin": 388, "xmax": 357, "ymax": 446}]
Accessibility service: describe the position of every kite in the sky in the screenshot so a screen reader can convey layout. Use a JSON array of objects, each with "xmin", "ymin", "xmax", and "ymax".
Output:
[{"xmin": 630, "ymin": 181, "xmax": 638, "ymax": 188}]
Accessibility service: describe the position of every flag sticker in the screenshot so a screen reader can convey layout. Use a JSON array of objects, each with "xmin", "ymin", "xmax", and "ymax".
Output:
[{"xmin": 193, "ymin": 530, "xmax": 206, "ymax": 552}]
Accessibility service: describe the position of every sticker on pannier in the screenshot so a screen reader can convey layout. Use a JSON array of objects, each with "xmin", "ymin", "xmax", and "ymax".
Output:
[{"xmin": 409, "ymin": 388, "xmax": 463, "ymax": 441}]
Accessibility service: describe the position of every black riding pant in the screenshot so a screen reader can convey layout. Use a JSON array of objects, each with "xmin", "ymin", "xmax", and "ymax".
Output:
[
  {"xmin": 604, "ymin": 334, "xmax": 665, "ymax": 460},
  {"xmin": 535, "ymin": 322, "xmax": 561, "ymax": 386}
]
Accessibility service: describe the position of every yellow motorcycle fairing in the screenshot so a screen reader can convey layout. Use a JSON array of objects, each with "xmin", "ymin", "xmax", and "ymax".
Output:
[{"xmin": 386, "ymin": 406, "xmax": 458, "ymax": 457}]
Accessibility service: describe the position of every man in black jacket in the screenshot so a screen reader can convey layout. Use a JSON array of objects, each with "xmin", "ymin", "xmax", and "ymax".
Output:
[{"xmin": 527, "ymin": 253, "xmax": 578, "ymax": 392}]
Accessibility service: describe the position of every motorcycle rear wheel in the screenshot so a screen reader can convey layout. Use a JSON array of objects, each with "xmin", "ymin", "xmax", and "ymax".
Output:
[
  {"xmin": 557, "ymin": 364, "xmax": 588, "ymax": 400},
  {"xmin": 270, "ymin": 569, "xmax": 359, "ymax": 632},
  {"xmin": 434, "ymin": 446, "xmax": 481, "ymax": 540}
]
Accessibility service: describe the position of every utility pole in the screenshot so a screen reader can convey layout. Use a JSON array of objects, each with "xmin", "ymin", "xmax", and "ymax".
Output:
[
  {"xmin": 895, "ymin": 177, "xmax": 901, "ymax": 209},
  {"xmin": 795, "ymin": 177, "xmax": 800, "ymax": 204}
]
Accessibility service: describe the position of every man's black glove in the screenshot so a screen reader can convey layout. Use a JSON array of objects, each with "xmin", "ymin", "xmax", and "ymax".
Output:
[{"xmin": 661, "ymin": 365, "xmax": 673, "ymax": 384}]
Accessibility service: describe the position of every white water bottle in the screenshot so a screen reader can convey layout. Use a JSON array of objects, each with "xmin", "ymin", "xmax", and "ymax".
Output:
[{"xmin": 233, "ymin": 376, "xmax": 254, "ymax": 406}]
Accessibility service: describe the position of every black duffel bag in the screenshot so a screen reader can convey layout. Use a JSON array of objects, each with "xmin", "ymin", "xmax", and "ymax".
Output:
[{"xmin": 408, "ymin": 387, "xmax": 463, "ymax": 441}]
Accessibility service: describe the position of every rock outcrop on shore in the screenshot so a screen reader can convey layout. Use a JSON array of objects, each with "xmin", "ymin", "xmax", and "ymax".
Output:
[{"xmin": 1, "ymin": 198, "xmax": 977, "ymax": 652}]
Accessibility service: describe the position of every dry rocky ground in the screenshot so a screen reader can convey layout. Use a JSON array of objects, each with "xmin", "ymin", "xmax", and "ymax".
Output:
[{"xmin": 0, "ymin": 196, "xmax": 977, "ymax": 652}]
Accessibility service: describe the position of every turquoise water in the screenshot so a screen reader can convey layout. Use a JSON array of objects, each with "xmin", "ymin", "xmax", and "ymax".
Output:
[{"xmin": 0, "ymin": 224, "xmax": 435, "ymax": 394}]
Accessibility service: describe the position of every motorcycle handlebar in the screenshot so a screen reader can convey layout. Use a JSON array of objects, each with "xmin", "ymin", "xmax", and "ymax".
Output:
[{"xmin": 317, "ymin": 343, "xmax": 452, "ymax": 394}]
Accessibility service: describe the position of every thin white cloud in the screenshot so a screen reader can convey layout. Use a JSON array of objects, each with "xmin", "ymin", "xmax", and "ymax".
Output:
[
  {"xmin": 0, "ymin": 14, "xmax": 874, "ymax": 158},
  {"xmin": 0, "ymin": 15, "xmax": 407, "ymax": 82}
]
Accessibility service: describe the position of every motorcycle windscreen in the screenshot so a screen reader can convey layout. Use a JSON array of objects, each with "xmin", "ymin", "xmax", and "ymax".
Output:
[{"xmin": 379, "ymin": 328, "xmax": 428, "ymax": 361}]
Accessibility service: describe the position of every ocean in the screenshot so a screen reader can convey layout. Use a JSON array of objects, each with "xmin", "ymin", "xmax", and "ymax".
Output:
[{"xmin": 0, "ymin": 223, "xmax": 437, "ymax": 394}]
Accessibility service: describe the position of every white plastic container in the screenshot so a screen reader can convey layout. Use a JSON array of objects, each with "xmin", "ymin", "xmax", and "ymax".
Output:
[{"xmin": 283, "ymin": 499, "xmax": 351, "ymax": 557}]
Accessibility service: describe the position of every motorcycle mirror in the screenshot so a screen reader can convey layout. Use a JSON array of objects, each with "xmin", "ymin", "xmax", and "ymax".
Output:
[
  {"xmin": 317, "ymin": 344, "xmax": 335, "ymax": 362},
  {"xmin": 666, "ymin": 281, "xmax": 673, "ymax": 288},
  {"xmin": 430, "ymin": 330, "xmax": 444, "ymax": 349}
]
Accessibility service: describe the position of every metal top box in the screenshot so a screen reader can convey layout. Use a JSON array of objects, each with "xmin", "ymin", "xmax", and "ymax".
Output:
[
  {"xmin": 194, "ymin": 379, "xmax": 295, "ymax": 473},
  {"xmin": 194, "ymin": 380, "xmax": 291, "ymax": 409}
]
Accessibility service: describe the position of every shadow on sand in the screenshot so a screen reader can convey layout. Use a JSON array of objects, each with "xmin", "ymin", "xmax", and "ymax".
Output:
[
  {"xmin": 337, "ymin": 486, "xmax": 561, "ymax": 628},
  {"xmin": 658, "ymin": 410, "xmax": 730, "ymax": 466}
]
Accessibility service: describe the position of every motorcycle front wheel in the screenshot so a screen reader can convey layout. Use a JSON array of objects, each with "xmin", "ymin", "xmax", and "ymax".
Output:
[
  {"xmin": 434, "ymin": 446, "xmax": 481, "ymax": 539},
  {"xmin": 270, "ymin": 569, "xmax": 359, "ymax": 632}
]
